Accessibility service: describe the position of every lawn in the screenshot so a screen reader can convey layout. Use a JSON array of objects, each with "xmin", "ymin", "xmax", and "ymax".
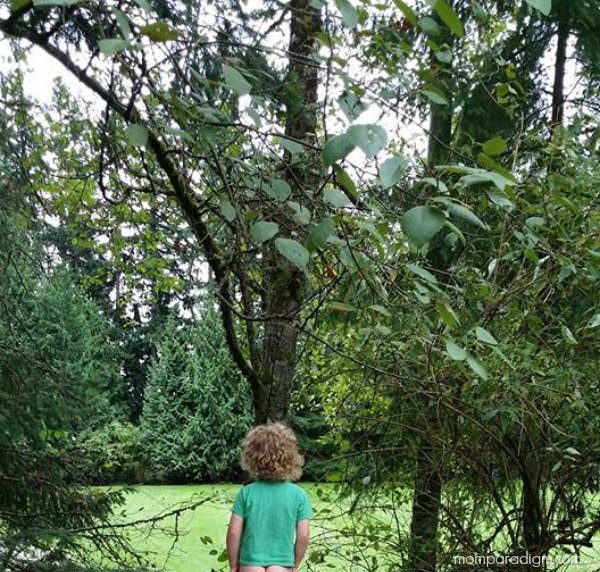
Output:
[
  {"xmin": 109, "ymin": 483, "xmax": 383, "ymax": 571},
  {"xmin": 115, "ymin": 484, "xmax": 240, "ymax": 572},
  {"xmin": 108, "ymin": 484, "xmax": 600, "ymax": 571},
  {"xmin": 112, "ymin": 484, "xmax": 347, "ymax": 572}
]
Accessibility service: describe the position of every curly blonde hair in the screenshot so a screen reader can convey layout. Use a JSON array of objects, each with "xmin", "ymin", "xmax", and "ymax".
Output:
[{"xmin": 240, "ymin": 422, "xmax": 304, "ymax": 481}]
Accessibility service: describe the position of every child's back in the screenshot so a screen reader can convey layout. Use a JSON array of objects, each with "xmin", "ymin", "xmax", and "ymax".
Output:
[
  {"xmin": 232, "ymin": 480, "xmax": 312, "ymax": 567},
  {"xmin": 226, "ymin": 423, "xmax": 312, "ymax": 572}
]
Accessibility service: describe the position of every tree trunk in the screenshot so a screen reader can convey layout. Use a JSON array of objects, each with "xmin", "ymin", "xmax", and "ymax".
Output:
[
  {"xmin": 551, "ymin": 20, "xmax": 569, "ymax": 128},
  {"xmin": 255, "ymin": 0, "xmax": 321, "ymax": 424},
  {"xmin": 520, "ymin": 455, "xmax": 547, "ymax": 571},
  {"xmin": 408, "ymin": 441, "xmax": 443, "ymax": 571},
  {"xmin": 406, "ymin": 9, "xmax": 455, "ymax": 570}
]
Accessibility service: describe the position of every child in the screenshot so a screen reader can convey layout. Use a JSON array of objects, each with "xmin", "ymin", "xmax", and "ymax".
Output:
[{"xmin": 226, "ymin": 423, "xmax": 312, "ymax": 572}]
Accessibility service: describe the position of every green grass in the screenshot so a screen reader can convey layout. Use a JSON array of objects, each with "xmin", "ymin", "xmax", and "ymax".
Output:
[
  {"xmin": 110, "ymin": 483, "xmax": 366, "ymax": 571},
  {"xmin": 114, "ymin": 484, "xmax": 240, "ymax": 572},
  {"xmin": 106, "ymin": 485, "xmax": 600, "ymax": 571}
]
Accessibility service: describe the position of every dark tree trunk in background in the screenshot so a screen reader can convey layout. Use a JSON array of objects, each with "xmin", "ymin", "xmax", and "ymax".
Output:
[
  {"xmin": 255, "ymin": 0, "xmax": 321, "ymax": 424},
  {"xmin": 520, "ymin": 458, "xmax": 547, "ymax": 571},
  {"xmin": 406, "ymin": 9, "xmax": 455, "ymax": 570},
  {"xmin": 551, "ymin": 20, "xmax": 569, "ymax": 128},
  {"xmin": 426, "ymin": 93, "xmax": 453, "ymax": 168},
  {"xmin": 408, "ymin": 440, "xmax": 443, "ymax": 571}
]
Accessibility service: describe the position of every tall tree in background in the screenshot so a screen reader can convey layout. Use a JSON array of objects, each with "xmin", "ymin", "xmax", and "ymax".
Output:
[
  {"xmin": 140, "ymin": 309, "xmax": 252, "ymax": 482},
  {"xmin": 549, "ymin": 0, "xmax": 600, "ymax": 128},
  {"xmin": 0, "ymin": 90, "xmax": 138, "ymax": 568}
]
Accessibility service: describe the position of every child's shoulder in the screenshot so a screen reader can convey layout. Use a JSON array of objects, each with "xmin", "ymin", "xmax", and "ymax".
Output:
[{"xmin": 288, "ymin": 482, "xmax": 309, "ymax": 496}]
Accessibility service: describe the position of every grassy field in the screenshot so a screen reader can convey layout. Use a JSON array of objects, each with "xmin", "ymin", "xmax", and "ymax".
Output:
[
  {"xmin": 109, "ymin": 484, "xmax": 600, "ymax": 571},
  {"xmin": 112, "ymin": 483, "xmax": 349, "ymax": 571},
  {"xmin": 115, "ymin": 484, "xmax": 240, "ymax": 572}
]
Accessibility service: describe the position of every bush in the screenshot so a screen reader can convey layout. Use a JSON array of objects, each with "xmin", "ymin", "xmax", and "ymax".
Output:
[{"xmin": 77, "ymin": 421, "xmax": 143, "ymax": 484}]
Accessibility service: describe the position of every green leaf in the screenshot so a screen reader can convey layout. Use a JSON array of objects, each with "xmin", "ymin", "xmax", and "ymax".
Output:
[
  {"xmin": 275, "ymin": 238, "xmax": 310, "ymax": 271},
  {"xmin": 306, "ymin": 218, "xmax": 335, "ymax": 252},
  {"xmin": 12, "ymin": 0, "xmax": 30, "ymax": 9},
  {"xmin": 125, "ymin": 124, "xmax": 149, "ymax": 147},
  {"xmin": 278, "ymin": 137, "xmax": 303, "ymax": 155},
  {"xmin": 472, "ymin": 1, "xmax": 487, "ymax": 21},
  {"xmin": 222, "ymin": 64, "xmax": 252, "ymax": 95},
  {"xmin": 432, "ymin": 0, "xmax": 464, "ymax": 37},
  {"xmin": 287, "ymin": 201, "xmax": 311, "ymax": 225},
  {"xmin": 435, "ymin": 50, "xmax": 452, "ymax": 64},
  {"xmin": 486, "ymin": 190, "xmax": 514, "ymax": 209},
  {"xmin": 436, "ymin": 301, "xmax": 459, "ymax": 328},
  {"xmin": 444, "ymin": 220, "xmax": 466, "ymax": 244},
  {"xmin": 334, "ymin": 165, "xmax": 357, "ymax": 197},
  {"xmin": 482, "ymin": 136, "xmax": 507, "ymax": 156},
  {"xmin": 447, "ymin": 203, "xmax": 488, "ymax": 229},
  {"xmin": 140, "ymin": 22, "xmax": 179, "ymax": 42},
  {"xmin": 369, "ymin": 304, "xmax": 391, "ymax": 317},
  {"xmin": 98, "ymin": 39, "xmax": 128, "ymax": 57},
  {"xmin": 379, "ymin": 156, "xmax": 407, "ymax": 189},
  {"xmin": 217, "ymin": 550, "xmax": 229, "ymax": 562},
  {"xmin": 393, "ymin": 0, "xmax": 418, "ymax": 26},
  {"xmin": 112, "ymin": 8, "xmax": 132, "ymax": 39},
  {"xmin": 419, "ymin": 16, "xmax": 441, "ymax": 36},
  {"xmin": 323, "ymin": 133, "xmax": 356, "ymax": 165},
  {"xmin": 525, "ymin": 216, "xmax": 545, "ymax": 227},
  {"xmin": 561, "ymin": 325, "xmax": 577, "ymax": 345},
  {"xmin": 324, "ymin": 187, "xmax": 351, "ymax": 208},
  {"xmin": 348, "ymin": 124, "xmax": 388, "ymax": 157},
  {"xmin": 525, "ymin": 0, "xmax": 551, "ymax": 16},
  {"xmin": 422, "ymin": 177, "xmax": 448, "ymax": 193},
  {"xmin": 466, "ymin": 355, "xmax": 488, "ymax": 380},
  {"xmin": 401, "ymin": 205, "xmax": 445, "ymax": 247},
  {"xmin": 265, "ymin": 179, "xmax": 292, "ymax": 201},
  {"xmin": 422, "ymin": 88, "xmax": 449, "ymax": 106},
  {"xmin": 133, "ymin": 0, "xmax": 151, "ymax": 10},
  {"xmin": 336, "ymin": 0, "xmax": 359, "ymax": 27},
  {"xmin": 219, "ymin": 199, "xmax": 236, "ymax": 222},
  {"xmin": 246, "ymin": 107, "xmax": 262, "ymax": 127},
  {"xmin": 586, "ymin": 314, "xmax": 600, "ymax": 329},
  {"xmin": 250, "ymin": 221, "xmax": 279, "ymax": 243},
  {"xmin": 475, "ymin": 326, "xmax": 498, "ymax": 345},
  {"xmin": 33, "ymin": 0, "xmax": 79, "ymax": 5},
  {"xmin": 477, "ymin": 153, "xmax": 518, "ymax": 182},
  {"xmin": 339, "ymin": 91, "xmax": 367, "ymax": 121},
  {"xmin": 407, "ymin": 264, "xmax": 437, "ymax": 283},
  {"xmin": 461, "ymin": 170, "xmax": 516, "ymax": 191},
  {"xmin": 445, "ymin": 338, "xmax": 467, "ymax": 361}
]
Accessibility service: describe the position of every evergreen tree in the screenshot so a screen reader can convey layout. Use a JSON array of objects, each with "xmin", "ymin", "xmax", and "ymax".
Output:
[
  {"xmin": 0, "ymin": 171, "xmax": 136, "ymax": 570},
  {"xmin": 140, "ymin": 309, "xmax": 252, "ymax": 482}
]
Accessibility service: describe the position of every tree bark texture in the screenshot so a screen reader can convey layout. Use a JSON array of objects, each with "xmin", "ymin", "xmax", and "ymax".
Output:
[
  {"xmin": 551, "ymin": 20, "xmax": 569, "ymax": 128},
  {"xmin": 407, "ymin": 8, "xmax": 455, "ymax": 570},
  {"xmin": 255, "ymin": 0, "xmax": 321, "ymax": 424}
]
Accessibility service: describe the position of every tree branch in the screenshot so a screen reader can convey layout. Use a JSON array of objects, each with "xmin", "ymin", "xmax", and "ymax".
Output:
[{"xmin": 0, "ymin": 16, "xmax": 258, "ymax": 388}]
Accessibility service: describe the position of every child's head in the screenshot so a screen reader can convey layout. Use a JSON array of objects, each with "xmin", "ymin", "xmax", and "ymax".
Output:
[{"xmin": 240, "ymin": 422, "xmax": 304, "ymax": 481}]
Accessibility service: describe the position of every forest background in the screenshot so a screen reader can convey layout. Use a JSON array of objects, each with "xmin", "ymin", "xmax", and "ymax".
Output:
[{"xmin": 0, "ymin": 0, "xmax": 599, "ymax": 570}]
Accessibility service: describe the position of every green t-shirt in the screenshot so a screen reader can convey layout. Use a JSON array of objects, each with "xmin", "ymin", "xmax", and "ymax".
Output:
[{"xmin": 231, "ymin": 480, "xmax": 313, "ymax": 567}]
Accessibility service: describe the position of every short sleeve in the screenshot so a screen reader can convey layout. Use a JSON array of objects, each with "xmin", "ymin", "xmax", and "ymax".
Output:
[
  {"xmin": 297, "ymin": 488, "xmax": 313, "ymax": 521},
  {"xmin": 232, "ymin": 487, "xmax": 245, "ymax": 518}
]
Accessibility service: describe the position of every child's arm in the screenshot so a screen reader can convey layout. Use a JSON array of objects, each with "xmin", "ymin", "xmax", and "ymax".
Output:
[
  {"xmin": 226, "ymin": 513, "xmax": 244, "ymax": 572},
  {"xmin": 293, "ymin": 519, "xmax": 310, "ymax": 572}
]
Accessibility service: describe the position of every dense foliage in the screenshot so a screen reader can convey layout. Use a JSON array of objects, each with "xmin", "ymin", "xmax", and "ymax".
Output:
[
  {"xmin": 140, "ymin": 311, "xmax": 253, "ymax": 483},
  {"xmin": 0, "ymin": 0, "xmax": 598, "ymax": 570}
]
